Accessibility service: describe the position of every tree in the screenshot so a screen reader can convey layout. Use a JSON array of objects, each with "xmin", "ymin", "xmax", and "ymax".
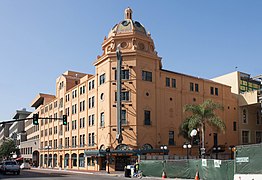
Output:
[
  {"xmin": 0, "ymin": 138, "xmax": 19, "ymax": 159},
  {"xmin": 180, "ymin": 99, "xmax": 226, "ymax": 157}
]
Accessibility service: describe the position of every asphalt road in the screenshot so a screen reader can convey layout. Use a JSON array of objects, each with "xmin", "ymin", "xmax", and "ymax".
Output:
[{"xmin": 0, "ymin": 169, "xmax": 126, "ymax": 180}]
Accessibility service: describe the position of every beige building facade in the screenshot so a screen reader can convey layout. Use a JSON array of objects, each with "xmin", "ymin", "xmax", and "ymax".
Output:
[
  {"xmin": 212, "ymin": 71, "xmax": 262, "ymax": 145},
  {"xmin": 27, "ymin": 8, "xmax": 261, "ymax": 171}
]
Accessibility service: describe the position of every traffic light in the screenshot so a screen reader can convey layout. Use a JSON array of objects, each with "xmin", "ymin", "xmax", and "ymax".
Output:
[
  {"xmin": 62, "ymin": 115, "xmax": 67, "ymax": 125},
  {"xmin": 33, "ymin": 114, "xmax": 39, "ymax": 125}
]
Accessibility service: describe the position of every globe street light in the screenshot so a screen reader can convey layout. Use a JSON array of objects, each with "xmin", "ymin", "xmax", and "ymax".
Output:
[
  {"xmin": 183, "ymin": 143, "xmax": 192, "ymax": 159},
  {"xmin": 213, "ymin": 146, "xmax": 221, "ymax": 159},
  {"xmin": 160, "ymin": 145, "xmax": 168, "ymax": 160}
]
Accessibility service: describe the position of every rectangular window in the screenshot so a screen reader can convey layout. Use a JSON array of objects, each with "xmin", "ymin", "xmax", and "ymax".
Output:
[
  {"xmin": 72, "ymin": 120, "xmax": 77, "ymax": 130},
  {"xmin": 80, "ymin": 86, "xmax": 86, "ymax": 95},
  {"xmin": 49, "ymin": 128, "xmax": 52, "ymax": 135},
  {"xmin": 195, "ymin": 83, "xmax": 199, "ymax": 92},
  {"xmin": 168, "ymin": 131, "xmax": 175, "ymax": 145},
  {"xmin": 80, "ymin": 100, "xmax": 85, "ymax": 112},
  {"xmin": 215, "ymin": 88, "xmax": 219, "ymax": 96},
  {"xmin": 115, "ymin": 69, "xmax": 130, "ymax": 80},
  {"xmin": 233, "ymin": 121, "xmax": 237, "ymax": 131},
  {"xmin": 88, "ymin": 133, "xmax": 91, "ymax": 146},
  {"xmin": 92, "ymin": 96, "xmax": 95, "ymax": 108},
  {"xmin": 54, "ymin": 113, "xmax": 57, "ymax": 121},
  {"xmin": 88, "ymin": 115, "xmax": 94, "ymax": 126},
  {"xmin": 99, "ymin": 73, "xmax": 105, "ymax": 85},
  {"xmin": 256, "ymin": 131, "xmax": 262, "ymax": 143},
  {"xmin": 54, "ymin": 126, "xmax": 57, "ymax": 134},
  {"xmin": 88, "ymin": 81, "xmax": 91, "ymax": 90},
  {"xmin": 171, "ymin": 78, "xmax": 176, "ymax": 88},
  {"xmin": 142, "ymin": 70, "xmax": 152, "ymax": 82},
  {"xmin": 242, "ymin": 130, "xmax": 249, "ymax": 144},
  {"xmin": 115, "ymin": 91, "xmax": 130, "ymax": 101},
  {"xmin": 92, "ymin": 133, "xmax": 95, "ymax": 146},
  {"xmin": 59, "ymin": 98, "xmax": 63, "ymax": 108},
  {"xmin": 166, "ymin": 77, "xmax": 170, "ymax": 87},
  {"xmin": 72, "ymin": 136, "xmax": 77, "ymax": 147},
  {"xmin": 65, "ymin": 122, "xmax": 70, "ymax": 131},
  {"xmin": 92, "ymin": 80, "xmax": 94, "ymax": 89},
  {"xmin": 100, "ymin": 112, "xmax": 105, "ymax": 127},
  {"xmin": 190, "ymin": 82, "xmax": 194, "ymax": 91},
  {"xmin": 72, "ymin": 104, "xmax": 77, "ymax": 114},
  {"xmin": 80, "ymin": 117, "xmax": 85, "ymax": 128},
  {"xmin": 144, "ymin": 110, "xmax": 151, "ymax": 125},
  {"xmin": 89, "ymin": 97, "xmax": 95, "ymax": 108},
  {"xmin": 49, "ymin": 104, "xmax": 53, "ymax": 110},
  {"xmin": 121, "ymin": 110, "xmax": 127, "ymax": 125},
  {"xmin": 210, "ymin": 87, "xmax": 214, "ymax": 95},
  {"xmin": 54, "ymin": 101, "xmax": 58, "ymax": 108},
  {"xmin": 54, "ymin": 139, "xmax": 57, "ymax": 149}
]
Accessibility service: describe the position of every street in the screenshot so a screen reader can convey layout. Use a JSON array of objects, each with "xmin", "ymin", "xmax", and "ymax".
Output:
[{"xmin": 0, "ymin": 169, "xmax": 126, "ymax": 180}]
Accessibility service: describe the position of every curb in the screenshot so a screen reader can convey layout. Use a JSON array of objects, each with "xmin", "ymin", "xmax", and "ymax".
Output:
[{"xmin": 31, "ymin": 167, "xmax": 123, "ymax": 177}]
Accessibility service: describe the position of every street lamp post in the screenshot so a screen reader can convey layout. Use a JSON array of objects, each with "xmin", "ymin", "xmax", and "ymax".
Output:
[
  {"xmin": 213, "ymin": 146, "xmax": 221, "ymax": 159},
  {"xmin": 160, "ymin": 145, "xmax": 167, "ymax": 160},
  {"xmin": 160, "ymin": 145, "xmax": 168, "ymax": 178},
  {"xmin": 45, "ymin": 145, "xmax": 52, "ymax": 168},
  {"xmin": 183, "ymin": 143, "xmax": 192, "ymax": 159}
]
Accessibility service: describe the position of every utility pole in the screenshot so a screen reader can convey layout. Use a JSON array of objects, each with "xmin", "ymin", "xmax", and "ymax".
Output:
[{"xmin": 116, "ymin": 44, "xmax": 123, "ymax": 144}]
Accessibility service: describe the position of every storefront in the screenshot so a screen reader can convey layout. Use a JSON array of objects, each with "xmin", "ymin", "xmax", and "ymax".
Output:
[{"xmin": 84, "ymin": 148, "xmax": 169, "ymax": 171}]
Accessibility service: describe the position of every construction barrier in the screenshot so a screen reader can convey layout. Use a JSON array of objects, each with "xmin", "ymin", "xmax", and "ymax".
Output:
[{"xmin": 139, "ymin": 159, "xmax": 234, "ymax": 180}]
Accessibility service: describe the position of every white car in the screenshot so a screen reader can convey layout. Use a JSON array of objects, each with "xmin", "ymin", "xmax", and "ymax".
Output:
[
  {"xmin": 1, "ymin": 160, "xmax": 20, "ymax": 174},
  {"xmin": 20, "ymin": 162, "xmax": 31, "ymax": 169}
]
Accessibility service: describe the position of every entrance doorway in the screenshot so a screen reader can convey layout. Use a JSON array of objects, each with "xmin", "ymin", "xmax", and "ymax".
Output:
[
  {"xmin": 100, "ymin": 157, "xmax": 106, "ymax": 170},
  {"xmin": 115, "ymin": 156, "xmax": 130, "ymax": 171}
]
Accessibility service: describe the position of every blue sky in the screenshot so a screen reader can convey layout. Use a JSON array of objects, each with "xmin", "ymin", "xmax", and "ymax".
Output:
[{"xmin": 0, "ymin": 0, "xmax": 261, "ymax": 120}]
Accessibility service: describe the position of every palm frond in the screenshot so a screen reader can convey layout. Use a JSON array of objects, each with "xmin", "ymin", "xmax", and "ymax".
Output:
[{"xmin": 207, "ymin": 116, "xmax": 226, "ymax": 133}]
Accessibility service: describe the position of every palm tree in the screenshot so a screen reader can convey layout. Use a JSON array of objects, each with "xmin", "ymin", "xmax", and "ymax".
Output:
[{"xmin": 180, "ymin": 99, "xmax": 226, "ymax": 157}]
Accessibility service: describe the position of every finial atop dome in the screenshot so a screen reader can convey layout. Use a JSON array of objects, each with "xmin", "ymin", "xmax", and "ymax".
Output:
[{"xmin": 125, "ymin": 7, "xmax": 133, "ymax": 20}]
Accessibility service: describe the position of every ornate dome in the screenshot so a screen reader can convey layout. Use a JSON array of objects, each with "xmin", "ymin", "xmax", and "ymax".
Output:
[{"xmin": 108, "ymin": 7, "xmax": 148, "ymax": 38}]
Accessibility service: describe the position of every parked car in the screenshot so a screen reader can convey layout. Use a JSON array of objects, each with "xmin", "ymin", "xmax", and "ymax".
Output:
[
  {"xmin": 0, "ymin": 160, "xmax": 20, "ymax": 175},
  {"xmin": 20, "ymin": 162, "xmax": 31, "ymax": 169}
]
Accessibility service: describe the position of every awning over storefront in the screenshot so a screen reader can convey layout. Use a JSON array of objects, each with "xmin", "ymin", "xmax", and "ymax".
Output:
[
  {"xmin": 15, "ymin": 157, "xmax": 23, "ymax": 161},
  {"xmin": 84, "ymin": 149, "xmax": 169, "ymax": 157}
]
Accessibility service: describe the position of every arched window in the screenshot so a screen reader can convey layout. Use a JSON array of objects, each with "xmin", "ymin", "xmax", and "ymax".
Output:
[
  {"xmin": 115, "ymin": 144, "xmax": 130, "ymax": 150},
  {"xmin": 53, "ymin": 154, "xmax": 57, "ymax": 167},
  {"xmin": 243, "ymin": 108, "xmax": 248, "ymax": 124},
  {"xmin": 64, "ymin": 154, "xmax": 69, "ymax": 168},
  {"xmin": 72, "ymin": 153, "xmax": 77, "ymax": 167},
  {"xmin": 79, "ymin": 153, "xmax": 85, "ymax": 167},
  {"xmin": 141, "ymin": 144, "xmax": 153, "ymax": 150},
  {"xmin": 99, "ymin": 144, "xmax": 106, "ymax": 150}
]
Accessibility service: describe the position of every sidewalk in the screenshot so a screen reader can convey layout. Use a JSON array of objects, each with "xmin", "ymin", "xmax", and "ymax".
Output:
[
  {"xmin": 32, "ymin": 168, "xmax": 193, "ymax": 179},
  {"xmin": 32, "ymin": 167, "xmax": 124, "ymax": 177}
]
